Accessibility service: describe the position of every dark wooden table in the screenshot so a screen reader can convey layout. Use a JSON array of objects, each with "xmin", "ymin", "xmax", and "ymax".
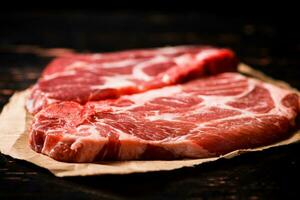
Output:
[{"xmin": 0, "ymin": 10, "xmax": 299, "ymax": 200}]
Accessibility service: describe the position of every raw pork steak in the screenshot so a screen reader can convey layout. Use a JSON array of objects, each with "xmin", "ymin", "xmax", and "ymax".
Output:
[
  {"xmin": 29, "ymin": 73, "xmax": 299, "ymax": 162},
  {"xmin": 26, "ymin": 46, "xmax": 238, "ymax": 114}
]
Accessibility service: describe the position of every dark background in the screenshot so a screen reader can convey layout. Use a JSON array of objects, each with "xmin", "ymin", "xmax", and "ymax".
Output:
[{"xmin": 0, "ymin": 5, "xmax": 300, "ymax": 200}]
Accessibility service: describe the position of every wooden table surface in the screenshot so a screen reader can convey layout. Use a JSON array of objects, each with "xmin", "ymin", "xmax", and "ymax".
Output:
[{"xmin": 0, "ymin": 10, "xmax": 299, "ymax": 199}]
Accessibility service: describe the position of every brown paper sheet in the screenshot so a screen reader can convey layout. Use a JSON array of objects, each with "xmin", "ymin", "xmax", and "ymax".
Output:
[{"xmin": 0, "ymin": 64, "xmax": 299, "ymax": 177}]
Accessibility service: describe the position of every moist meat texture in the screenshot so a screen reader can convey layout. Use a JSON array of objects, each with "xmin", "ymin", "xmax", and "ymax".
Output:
[
  {"xmin": 26, "ymin": 46, "xmax": 238, "ymax": 114},
  {"xmin": 29, "ymin": 73, "xmax": 299, "ymax": 162}
]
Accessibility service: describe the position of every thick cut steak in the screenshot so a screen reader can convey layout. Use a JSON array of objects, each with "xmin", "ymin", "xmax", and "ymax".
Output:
[
  {"xmin": 26, "ymin": 46, "xmax": 238, "ymax": 114},
  {"xmin": 29, "ymin": 73, "xmax": 299, "ymax": 162}
]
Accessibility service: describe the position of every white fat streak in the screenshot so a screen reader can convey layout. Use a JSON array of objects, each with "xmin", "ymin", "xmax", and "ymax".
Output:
[
  {"xmin": 162, "ymin": 74, "xmax": 171, "ymax": 83},
  {"xmin": 43, "ymin": 70, "xmax": 77, "ymax": 81},
  {"xmin": 65, "ymin": 59, "xmax": 139, "ymax": 70},
  {"xmin": 64, "ymin": 58, "xmax": 139, "ymax": 74},
  {"xmin": 195, "ymin": 49, "xmax": 220, "ymax": 60},
  {"xmin": 147, "ymin": 113, "xmax": 176, "ymax": 121},
  {"xmin": 160, "ymin": 140, "xmax": 214, "ymax": 158},
  {"xmin": 117, "ymin": 139, "xmax": 213, "ymax": 159},
  {"xmin": 195, "ymin": 74, "xmax": 246, "ymax": 87},
  {"xmin": 118, "ymin": 139, "xmax": 213, "ymax": 159},
  {"xmin": 120, "ymin": 85, "xmax": 183, "ymax": 111},
  {"xmin": 76, "ymin": 124, "xmax": 101, "ymax": 138},
  {"xmin": 132, "ymin": 55, "xmax": 170, "ymax": 81},
  {"xmin": 97, "ymin": 121, "xmax": 142, "ymax": 141},
  {"xmin": 101, "ymin": 59, "xmax": 140, "ymax": 68},
  {"xmin": 156, "ymin": 46, "xmax": 184, "ymax": 54},
  {"xmin": 174, "ymin": 54, "xmax": 193, "ymax": 66},
  {"xmin": 186, "ymin": 112, "xmax": 257, "ymax": 135},
  {"xmin": 65, "ymin": 61, "xmax": 88, "ymax": 70},
  {"xmin": 90, "ymin": 75, "xmax": 135, "ymax": 90},
  {"xmin": 91, "ymin": 54, "xmax": 103, "ymax": 59}
]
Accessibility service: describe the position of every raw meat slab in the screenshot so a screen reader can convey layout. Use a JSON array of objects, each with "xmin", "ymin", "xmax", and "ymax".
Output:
[
  {"xmin": 26, "ymin": 46, "xmax": 238, "ymax": 114},
  {"xmin": 29, "ymin": 73, "xmax": 299, "ymax": 162}
]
